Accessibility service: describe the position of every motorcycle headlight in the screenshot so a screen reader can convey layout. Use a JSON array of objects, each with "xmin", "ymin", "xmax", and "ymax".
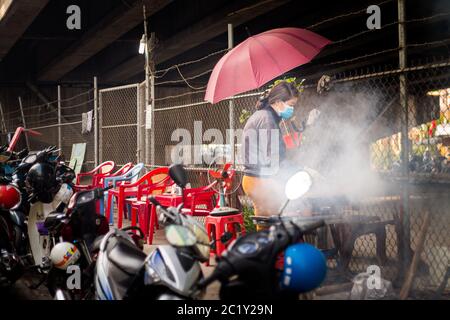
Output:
[{"xmin": 285, "ymin": 171, "xmax": 312, "ymax": 200}]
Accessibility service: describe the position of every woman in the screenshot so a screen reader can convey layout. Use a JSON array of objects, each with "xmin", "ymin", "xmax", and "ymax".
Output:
[{"xmin": 241, "ymin": 81, "xmax": 300, "ymax": 219}]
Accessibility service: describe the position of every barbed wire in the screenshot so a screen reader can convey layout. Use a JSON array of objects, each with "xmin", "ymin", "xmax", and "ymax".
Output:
[
  {"xmin": 26, "ymin": 117, "xmax": 59, "ymax": 128},
  {"xmin": 330, "ymin": 12, "xmax": 450, "ymax": 48},
  {"xmin": 331, "ymin": 21, "xmax": 398, "ymax": 46},
  {"xmin": 154, "ymin": 90, "xmax": 206, "ymax": 102},
  {"xmin": 172, "ymin": 65, "xmax": 208, "ymax": 90},
  {"xmin": 306, "ymin": 0, "xmax": 393, "ymax": 30},
  {"xmin": 156, "ymin": 68, "xmax": 213, "ymax": 86},
  {"xmin": 29, "ymin": 109, "xmax": 58, "ymax": 117},
  {"xmin": 60, "ymin": 98, "xmax": 94, "ymax": 110},
  {"xmin": 4, "ymin": 109, "xmax": 21, "ymax": 116},
  {"xmin": 22, "ymin": 100, "xmax": 58, "ymax": 112},
  {"xmin": 59, "ymin": 89, "xmax": 94, "ymax": 102},
  {"xmin": 61, "ymin": 113, "xmax": 84, "ymax": 119},
  {"xmin": 314, "ymin": 48, "xmax": 399, "ymax": 67},
  {"xmin": 405, "ymin": 12, "xmax": 450, "ymax": 24},
  {"xmin": 407, "ymin": 38, "xmax": 450, "ymax": 49},
  {"xmin": 154, "ymin": 48, "xmax": 228, "ymax": 79},
  {"xmin": 152, "ymin": 10, "xmax": 450, "ymax": 99}
]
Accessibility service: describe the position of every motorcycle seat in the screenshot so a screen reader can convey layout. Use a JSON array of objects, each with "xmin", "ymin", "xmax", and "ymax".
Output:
[
  {"xmin": 209, "ymin": 207, "xmax": 240, "ymax": 217},
  {"xmin": 106, "ymin": 236, "xmax": 146, "ymax": 275},
  {"xmin": 44, "ymin": 211, "xmax": 66, "ymax": 231}
]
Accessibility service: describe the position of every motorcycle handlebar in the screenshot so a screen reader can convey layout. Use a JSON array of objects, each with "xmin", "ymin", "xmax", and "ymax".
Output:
[
  {"xmin": 148, "ymin": 196, "xmax": 162, "ymax": 207},
  {"xmin": 295, "ymin": 220, "xmax": 325, "ymax": 234},
  {"xmin": 197, "ymin": 219, "xmax": 326, "ymax": 291}
]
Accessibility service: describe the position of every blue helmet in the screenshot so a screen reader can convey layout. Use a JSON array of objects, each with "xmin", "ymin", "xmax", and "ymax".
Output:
[{"xmin": 280, "ymin": 243, "xmax": 327, "ymax": 293}]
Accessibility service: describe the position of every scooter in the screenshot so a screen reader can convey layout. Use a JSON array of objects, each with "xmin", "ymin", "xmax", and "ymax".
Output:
[
  {"xmin": 9, "ymin": 146, "xmax": 74, "ymax": 269},
  {"xmin": 44, "ymin": 185, "xmax": 112, "ymax": 299},
  {"xmin": 1, "ymin": 146, "xmax": 68, "ymax": 285},
  {"xmin": 195, "ymin": 170, "xmax": 327, "ymax": 299}
]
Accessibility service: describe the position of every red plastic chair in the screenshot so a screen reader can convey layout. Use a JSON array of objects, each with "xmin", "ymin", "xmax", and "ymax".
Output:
[
  {"xmin": 181, "ymin": 186, "xmax": 217, "ymax": 216},
  {"xmin": 96, "ymin": 162, "xmax": 133, "ymax": 189},
  {"xmin": 74, "ymin": 161, "xmax": 115, "ymax": 191},
  {"xmin": 110, "ymin": 162, "xmax": 133, "ymax": 180},
  {"xmin": 105, "ymin": 167, "xmax": 173, "ymax": 228}
]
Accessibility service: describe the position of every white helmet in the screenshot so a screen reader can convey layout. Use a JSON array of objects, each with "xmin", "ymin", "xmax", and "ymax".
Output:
[{"xmin": 50, "ymin": 242, "xmax": 81, "ymax": 270}]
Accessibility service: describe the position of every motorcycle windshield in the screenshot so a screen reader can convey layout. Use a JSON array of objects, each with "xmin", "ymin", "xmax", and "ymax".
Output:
[{"xmin": 181, "ymin": 215, "xmax": 209, "ymax": 261}]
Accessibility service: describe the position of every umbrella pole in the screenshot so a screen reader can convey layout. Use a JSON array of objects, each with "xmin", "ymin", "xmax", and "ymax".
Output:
[{"xmin": 228, "ymin": 23, "xmax": 235, "ymax": 166}]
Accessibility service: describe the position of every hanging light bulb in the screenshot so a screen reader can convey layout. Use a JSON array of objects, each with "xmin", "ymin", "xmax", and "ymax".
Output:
[{"xmin": 138, "ymin": 34, "xmax": 146, "ymax": 55}]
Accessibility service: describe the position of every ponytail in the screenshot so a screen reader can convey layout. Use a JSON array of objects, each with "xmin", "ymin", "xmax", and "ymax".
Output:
[{"xmin": 256, "ymin": 89, "xmax": 270, "ymax": 110}]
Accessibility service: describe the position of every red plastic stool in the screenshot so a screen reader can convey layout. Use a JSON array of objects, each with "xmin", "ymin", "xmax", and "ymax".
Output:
[
  {"xmin": 128, "ymin": 199, "xmax": 160, "ymax": 244},
  {"xmin": 205, "ymin": 208, "xmax": 245, "ymax": 266},
  {"xmin": 129, "ymin": 200, "xmax": 147, "ymax": 236}
]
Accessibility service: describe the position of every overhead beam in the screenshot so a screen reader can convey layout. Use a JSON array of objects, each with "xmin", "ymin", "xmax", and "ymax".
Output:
[
  {"xmin": 0, "ymin": 0, "xmax": 49, "ymax": 61},
  {"xmin": 25, "ymin": 81, "xmax": 51, "ymax": 105},
  {"xmin": 38, "ymin": 0, "xmax": 172, "ymax": 81},
  {"xmin": 102, "ymin": 0, "xmax": 290, "ymax": 82}
]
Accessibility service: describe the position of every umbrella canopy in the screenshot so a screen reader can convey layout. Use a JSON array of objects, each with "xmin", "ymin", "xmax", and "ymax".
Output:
[{"xmin": 205, "ymin": 28, "xmax": 331, "ymax": 104}]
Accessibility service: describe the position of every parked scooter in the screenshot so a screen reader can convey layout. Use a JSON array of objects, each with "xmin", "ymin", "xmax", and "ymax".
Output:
[
  {"xmin": 5, "ymin": 146, "xmax": 74, "ymax": 271},
  {"xmin": 44, "ymin": 185, "xmax": 112, "ymax": 298},
  {"xmin": 196, "ymin": 169, "xmax": 328, "ymax": 299}
]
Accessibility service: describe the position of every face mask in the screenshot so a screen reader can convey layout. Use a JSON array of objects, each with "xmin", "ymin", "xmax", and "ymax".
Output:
[{"xmin": 279, "ymin": 102, "xmax": 294, "ymax": 120}]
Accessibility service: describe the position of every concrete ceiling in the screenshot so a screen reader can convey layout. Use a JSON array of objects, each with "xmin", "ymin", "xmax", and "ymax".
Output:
[{"xmin": 0, "ymin": 0, "xmax": 50, "ymax": 62}]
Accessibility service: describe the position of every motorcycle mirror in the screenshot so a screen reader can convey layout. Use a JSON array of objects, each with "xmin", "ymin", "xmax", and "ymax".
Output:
[
  {"xmin": 285, "ymin": 170, "xmax": 312, "ymax": 200},
  {"xmin": 169, "ymin": 164, "xmax": 187, "ymax": 188},
  {"xmin": 165, "ymin": 225, "xmax": 196, "ymax": 247}
]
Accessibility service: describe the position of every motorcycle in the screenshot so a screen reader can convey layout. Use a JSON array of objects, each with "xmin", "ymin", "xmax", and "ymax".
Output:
[
  {"xmin": 1, "ymin": 146, "xmax": 74, "ymax": 276},
  {"xmin": 17, "ymin": 146, "xmax": 75, "ymax": 269},
  {"xmin": 44, "ymin": 185, "xmax": 112, "ymax": 299},
  {"xmin": 196, "ymin": 169, "xmax": 327, "ymax": 299}
]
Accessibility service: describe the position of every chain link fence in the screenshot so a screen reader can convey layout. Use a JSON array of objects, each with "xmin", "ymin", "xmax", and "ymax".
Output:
[
  {"xmin": 1, "ymin": 87, "xmax": 96, "ymax": 171},
  {"xmin": 150, "ymin": 58, "xmax": 450, "ymax": 299},
  {"xmin": 0, "ymin": 57, "xmax": 449, "ymax": 299},
  {"xmin": 99, "ymin": 84, "xmax": 140, "ymax": 167}
]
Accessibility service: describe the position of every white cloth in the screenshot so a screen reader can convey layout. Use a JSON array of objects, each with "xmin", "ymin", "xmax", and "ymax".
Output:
[{"xmin": 81, "ymin": 110, "xmax": 93, "ymax": 134}]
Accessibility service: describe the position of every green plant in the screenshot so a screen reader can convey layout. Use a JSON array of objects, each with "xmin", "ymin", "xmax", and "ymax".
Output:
[
  {"xmin": 242, "ymin": 205, "xmax": 256, "ymax": 233},
  {"xmin": 239, "ymin": 109, "xmax": 252, "ymax": 124},
  {"xmin": 270, "ymin": 77, "xmax": 305, "ymax": 93}
]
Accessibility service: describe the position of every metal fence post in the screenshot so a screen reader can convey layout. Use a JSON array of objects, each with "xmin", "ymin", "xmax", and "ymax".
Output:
[
  {"xmin": 145, "ymin": 32, "xmax": 155, "ymax": 166},
  {"xmin": 150, "ymin": 71, "xmax": 155, "ymax": 166},
  {"xmin": 18, "ymin": 97, "xmax": 29, "ymax": 149},
  {"xmin": 398, "ymin": 0, "xmax": 411, "ymax": 272},
  {"xmin": 94, "ymin": 77, "xmax": 99, "ymax": 167},
  {"xmin": 98, "ymin": 89, "xmax": 103, "ymax": 164},
  {"xmin": 57, "ymin": 85, "xmax": 62, "ymax": 152},
  {"xmin": 136, "ymin": 84, "xmax": 141, "ymax": 163},
  {"xmin": 0, "ymin": 102, "xmax": 7, "ymax": 133}
]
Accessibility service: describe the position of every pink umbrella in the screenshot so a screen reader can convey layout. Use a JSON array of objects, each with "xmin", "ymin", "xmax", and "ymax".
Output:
[{"xmin": 205, "ymin": 28, "xmax": 331, "ymax": 104}]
